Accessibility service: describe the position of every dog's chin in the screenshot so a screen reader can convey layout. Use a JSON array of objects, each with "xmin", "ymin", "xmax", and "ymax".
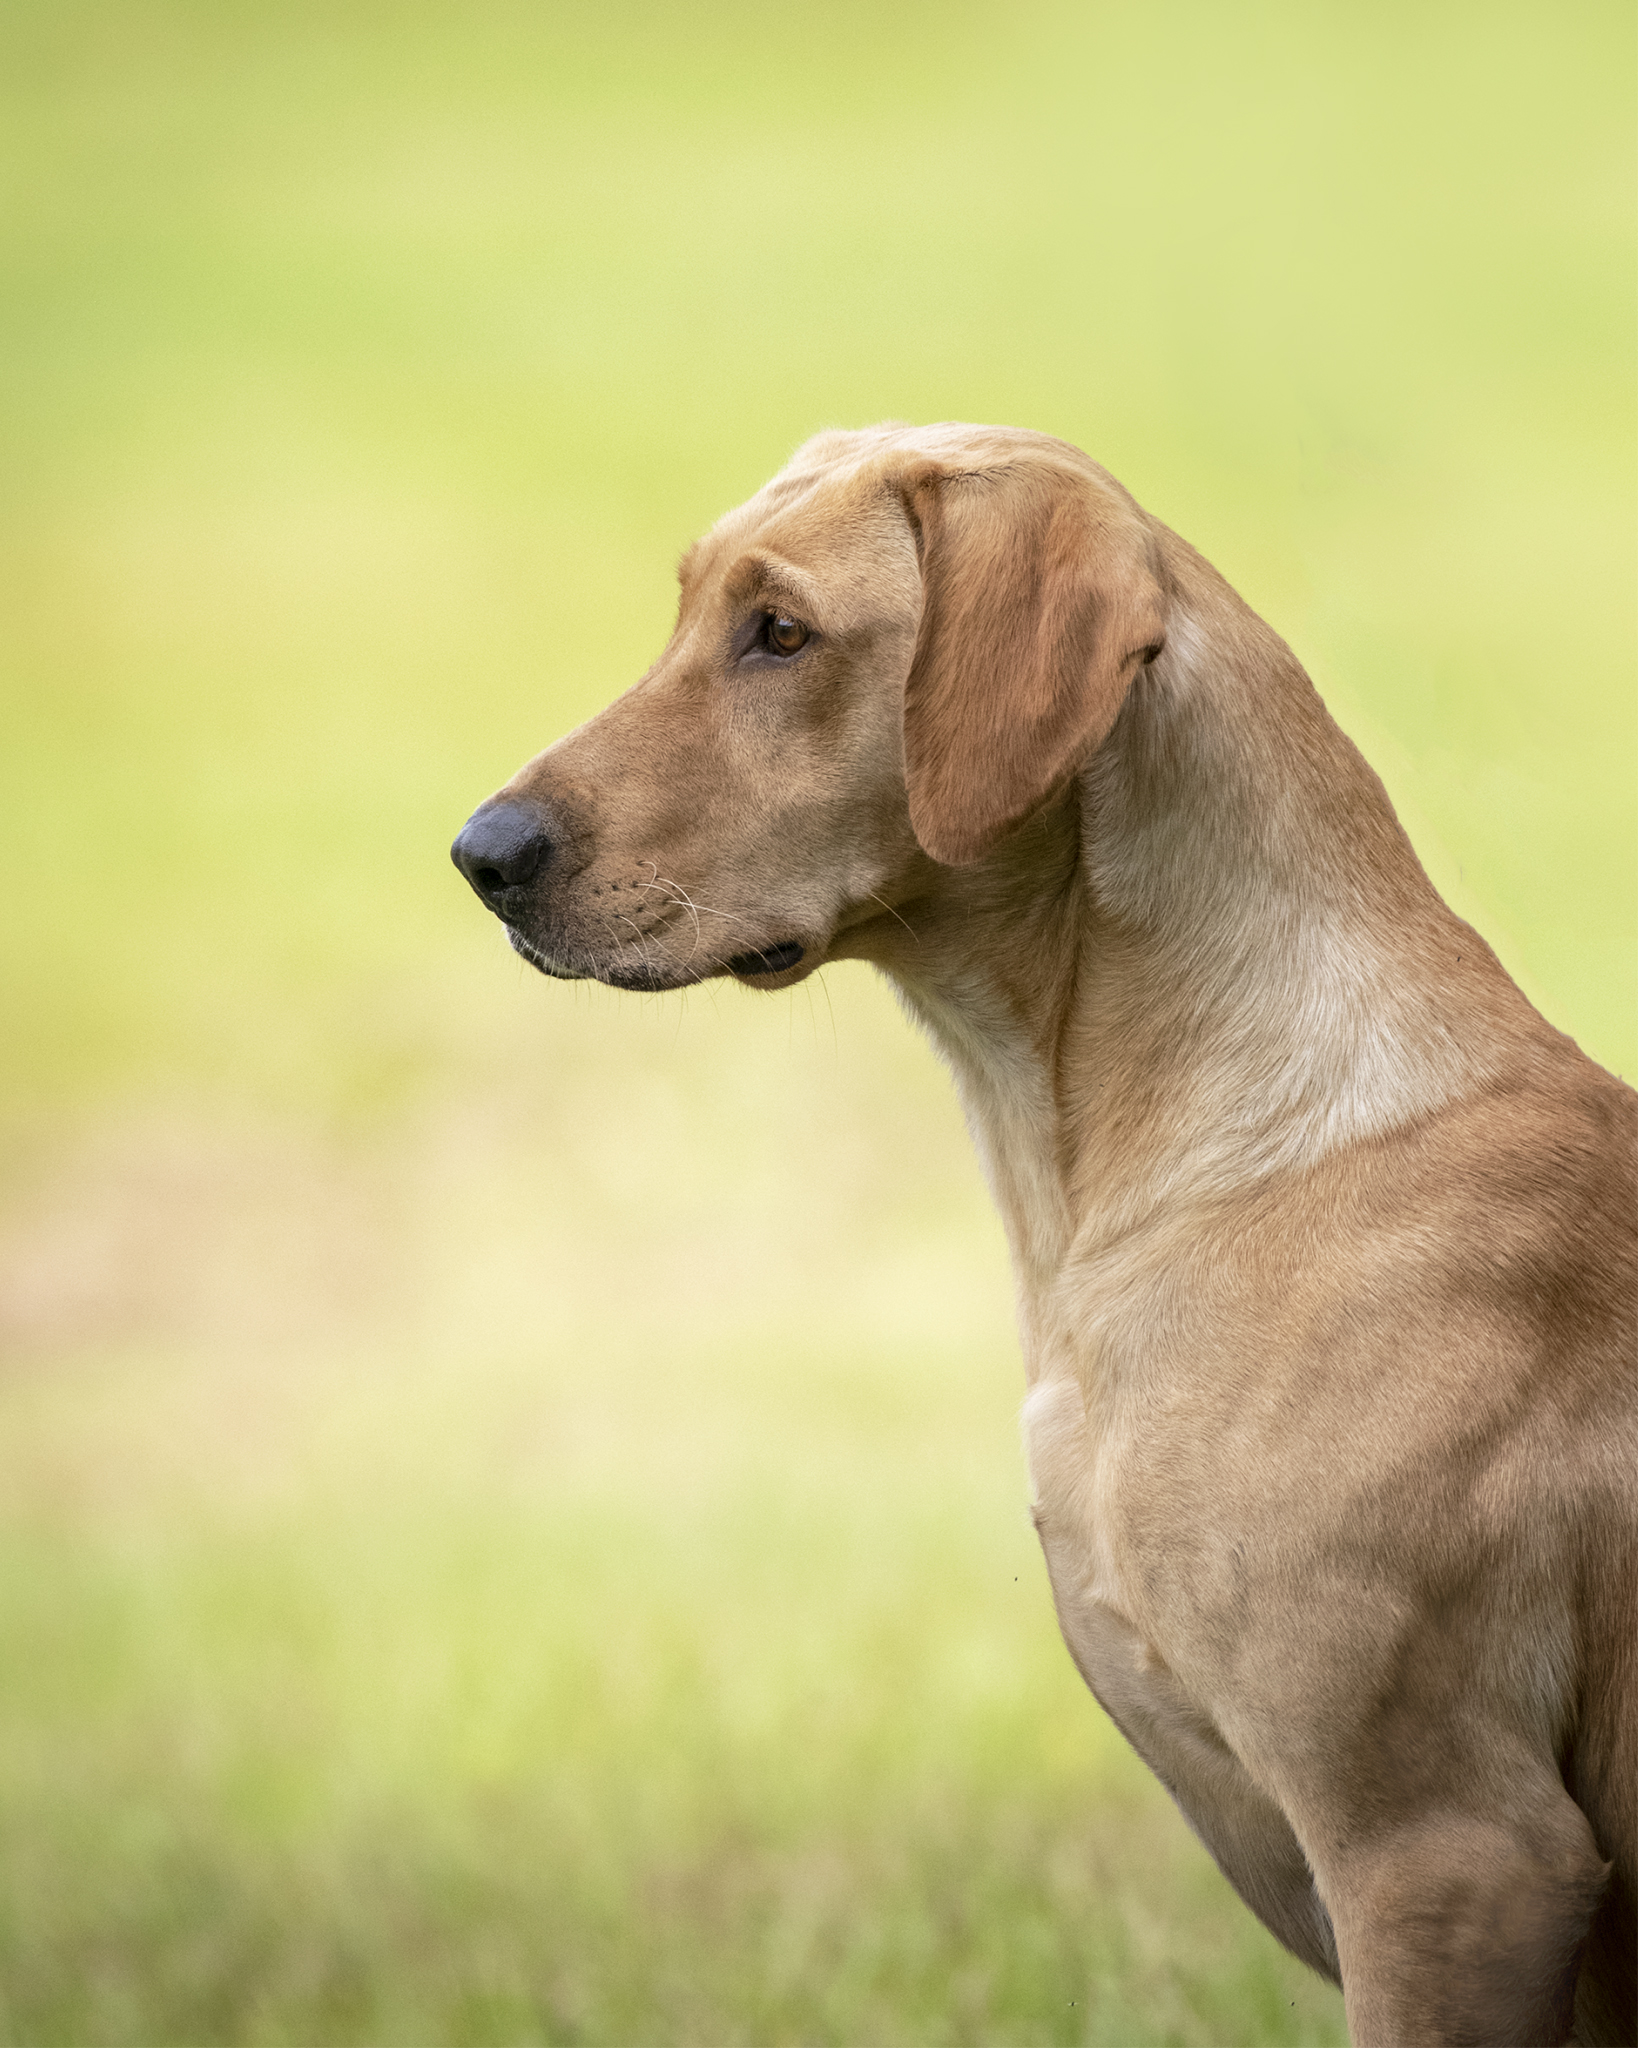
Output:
[
  {"xmin": 507, "ymin": 924, "xmax": 817, "ymax": 993},
  {"xmin": 505, "ymin": 924, "xmax": 702, "ymax": 992},
  {"xmin": 505, "ymin": 927, "xmax": 592, "ymax": 983}
]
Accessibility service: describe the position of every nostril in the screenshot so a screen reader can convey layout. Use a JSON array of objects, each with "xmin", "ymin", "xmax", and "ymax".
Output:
[{"xmin": 450, "ymin": 800, "xmax": 554, "ymax": 913}]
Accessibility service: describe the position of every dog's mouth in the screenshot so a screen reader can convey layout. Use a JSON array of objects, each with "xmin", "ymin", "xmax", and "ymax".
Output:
[
  {"xmin": 726, "ymin": 941, "xmax": 805, "ymax": 978},
  {"xmin": 507, "ymin": 924, "xmax": 807, "ymax": 991}
]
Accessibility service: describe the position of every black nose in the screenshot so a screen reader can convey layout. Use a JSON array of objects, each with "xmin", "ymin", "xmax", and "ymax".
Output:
[{"xmin": 450, "ymin": 800, "xmax": 553, "ymax": 914}]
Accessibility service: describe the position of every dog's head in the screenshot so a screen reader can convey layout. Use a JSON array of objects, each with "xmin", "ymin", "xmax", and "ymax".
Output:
[{"xmin": 451, "ymin": 423, "xmax": 1166, "ymax": 990}]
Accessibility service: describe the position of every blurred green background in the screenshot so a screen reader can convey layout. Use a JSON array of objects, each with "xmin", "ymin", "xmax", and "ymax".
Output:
[{"xmin": 0, "ymin": 1, "xmax": 1631, "ymax": 2041}]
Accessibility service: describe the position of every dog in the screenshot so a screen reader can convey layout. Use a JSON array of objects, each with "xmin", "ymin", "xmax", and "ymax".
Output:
[{"xmin": 452, "ymin": 423, "xmax": 1636, "ymax": 2045}]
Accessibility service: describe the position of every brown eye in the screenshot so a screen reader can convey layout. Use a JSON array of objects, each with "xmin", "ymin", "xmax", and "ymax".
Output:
[{"xmin": 767, "ymin": 613, "xmax": 809, "ymax": 655}]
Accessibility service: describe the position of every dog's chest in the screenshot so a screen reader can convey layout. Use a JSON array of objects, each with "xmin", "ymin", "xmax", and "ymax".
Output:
[
  {"xmin": 1016, "ymin": 1303, "xmax": 1232, "ymax": 1693},
  {"xmin": 1020, "ymin": 1366, "xmax": 1143, "ymax": 1626},
  {"xmin": 1020, "ymin": 1367, "xmax": 1242, "ymax": 1778}
]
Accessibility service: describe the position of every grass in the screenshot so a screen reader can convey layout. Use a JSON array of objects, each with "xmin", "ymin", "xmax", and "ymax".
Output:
[
  {"xmin": 0, "ymin": 983, "xmax": 1349, "ymax": 2043},
  {"xmin": 0, "ymin": 0, "xmax": 1630, "ymax": 2039}
]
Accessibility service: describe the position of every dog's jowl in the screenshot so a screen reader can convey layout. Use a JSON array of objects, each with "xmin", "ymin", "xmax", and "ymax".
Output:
[{"xmin": 453, "ymin": 424, "xmax": 1636, "ymax": 2048}]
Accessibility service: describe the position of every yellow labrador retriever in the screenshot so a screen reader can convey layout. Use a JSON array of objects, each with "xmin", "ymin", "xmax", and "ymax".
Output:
[{"xmin": 452, "ymin": 424, "xmax": 1636, "ymax": 2045}]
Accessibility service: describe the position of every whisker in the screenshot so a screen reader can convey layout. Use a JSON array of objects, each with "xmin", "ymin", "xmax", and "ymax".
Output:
[
  {"xmin": 867, "ymin": 891, "xmax": 920, "ymax": 940},
  {"xmin": 639, "ymin": 876, "xmax": 743, "ymax": 923},
  {"xmin": 645, "ymin": 871, "xmax": 702, "ymax": 959},
  {"xmin": 614, "ymin": 911, "xmax": 659, "ymax": 967}
]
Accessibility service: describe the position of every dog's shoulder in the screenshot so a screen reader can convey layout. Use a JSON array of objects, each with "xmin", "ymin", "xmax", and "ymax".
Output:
[{"xmin": 1298, "ymin": 1042, "xmax": 1637, "ymax": 1438}]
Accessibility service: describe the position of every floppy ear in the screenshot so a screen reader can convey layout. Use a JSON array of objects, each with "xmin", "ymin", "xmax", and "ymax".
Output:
[{"xmin": 898, "ymin": 455, "xmax": 1166, "ymax": 866}]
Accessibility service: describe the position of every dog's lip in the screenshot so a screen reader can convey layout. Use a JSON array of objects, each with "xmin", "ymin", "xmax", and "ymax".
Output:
[
  {"xmin": 508, "ymin": 923, "xmax": 711, "ymax": 992},
  {"xmin": 726, "ymin": 940, "xmax": 805, "ymax": 978},
  {"xmin": 507, "ymin": 923, "xmax": 811, "ymax": 990},
  {"xmin": 507, "ymin": 927, "xmax": 588, "ymax": 981}
]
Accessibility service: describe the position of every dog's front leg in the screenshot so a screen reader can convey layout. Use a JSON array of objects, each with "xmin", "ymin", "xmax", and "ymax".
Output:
[
  {"xmin": 1040, "ymin": 1580, "xmax": 1343, "ymax": 1981},
  {"xmin": 1309, "ymin": 1792, "xmax": 1609, "ymax": 2046}
]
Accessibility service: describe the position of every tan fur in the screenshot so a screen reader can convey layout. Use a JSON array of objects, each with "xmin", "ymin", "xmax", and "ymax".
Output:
[{"xmin": 456, "ymin": 424, "xmax": 1637, "ymax": 2045}]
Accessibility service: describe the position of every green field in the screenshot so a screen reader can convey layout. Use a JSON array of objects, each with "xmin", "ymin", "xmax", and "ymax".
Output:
[{"xmin": 0, "ymin": 1, "xmax": 1631, "ymax": 2041}]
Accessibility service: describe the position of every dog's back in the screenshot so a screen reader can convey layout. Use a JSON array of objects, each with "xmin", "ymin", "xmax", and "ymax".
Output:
[{"xmin": 1557, "ymin": 1072, "xmax": 1638, "ymax": 2042}]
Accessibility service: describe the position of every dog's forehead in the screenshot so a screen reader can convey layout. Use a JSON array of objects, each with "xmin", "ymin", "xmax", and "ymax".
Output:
[
  {"xmin": 682, "ymin": 423, "xmax": 1097, "ymax": 568},
  {"xmin": 673, "ymin": 421, "xmax": 1107, "ymax": 632},
  {"xmin": 678, "ymin": 448, "xmax": 909, "ymax": 618}
]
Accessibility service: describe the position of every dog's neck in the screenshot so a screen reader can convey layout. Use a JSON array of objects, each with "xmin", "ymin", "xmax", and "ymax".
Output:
[{"xmin": 876, "ymin": 584, "xmax": 1537, "ymax": 1333}]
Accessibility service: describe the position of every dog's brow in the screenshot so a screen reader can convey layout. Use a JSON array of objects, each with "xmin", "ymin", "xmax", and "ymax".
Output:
[{"xmin": 723, "ymin": 552, "xmax": 822, "ymax": 621}]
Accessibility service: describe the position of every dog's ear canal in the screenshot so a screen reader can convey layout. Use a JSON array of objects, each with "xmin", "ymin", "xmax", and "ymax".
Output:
[{"xmin": 897, "ymin": 457, "xmax": 1167, "ymax": 867}]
